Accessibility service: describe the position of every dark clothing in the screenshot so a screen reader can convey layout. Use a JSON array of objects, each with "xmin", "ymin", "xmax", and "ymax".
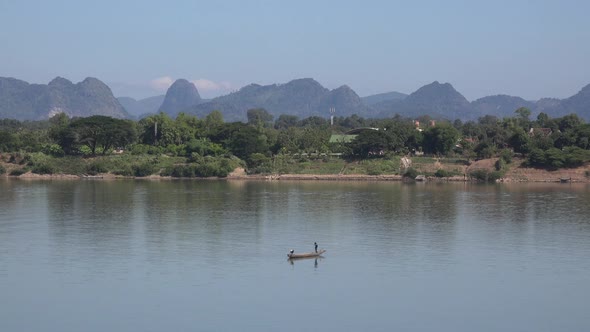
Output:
[{"xmin": 314, "ymin": 242, "xmax": 318, "ymax": 253}]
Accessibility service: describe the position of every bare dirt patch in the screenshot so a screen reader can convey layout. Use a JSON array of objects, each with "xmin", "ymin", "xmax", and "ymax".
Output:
[{"xmin": 503, "ymin": 159, "xmax": 589, "ymax": 183}]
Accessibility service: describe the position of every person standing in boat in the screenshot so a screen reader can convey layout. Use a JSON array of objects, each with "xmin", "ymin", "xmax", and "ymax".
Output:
[{"xmin": 314, "ymin": 242, "xmax": 318, "ymax": 253}]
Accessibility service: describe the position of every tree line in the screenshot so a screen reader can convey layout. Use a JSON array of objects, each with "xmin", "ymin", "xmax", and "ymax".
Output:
[{"xmin": 1, "ymin": 107, "xmax": 590, "ymax": 174}]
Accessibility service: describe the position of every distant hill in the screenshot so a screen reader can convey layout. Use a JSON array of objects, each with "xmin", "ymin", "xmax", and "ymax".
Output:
[
  {"xmin": 158, "ymin": 79, "xmax": 202, "ymax": 116},
  {"xmin": 539, "ymin": 83, "xmax": 590, "ymax": 120},
  {"xmin": 0, "ymin": 76, "xmax": 128, "ymax": 120},
  {"xmin": 373, "ymin": 81, "xmax": 474, "ymax": 120},
  {"xmin": 361, "ymin": 91, "xmax": 407, "ymax": 106},
  {"xmin": 2, "ymin": 75, "xmax": 590, "ymax": 122},
  {"xmin": 471, "ymin": 95, "xmax": 535, "ymax": 119},
  {"xmin": 186, "ymin": 78, "xmax": 371, "ymax": 122},
  {"xmin": 118, "ymin": 95, "xmax": 165, "ymax": 118},
  {"xmin": 319, "ymin": 85, "xmax": 372, "ymax": 118}
]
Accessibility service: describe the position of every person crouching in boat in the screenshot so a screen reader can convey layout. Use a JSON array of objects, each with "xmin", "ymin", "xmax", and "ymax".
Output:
[{"xmin": 289, "ymin": 249, "xmax": 294, "ymax": 256}]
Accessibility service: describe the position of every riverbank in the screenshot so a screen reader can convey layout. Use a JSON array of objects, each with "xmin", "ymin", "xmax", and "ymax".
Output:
[{"xmin": 1, "ymin": 156, "xmax": 589, "ymax": 183}]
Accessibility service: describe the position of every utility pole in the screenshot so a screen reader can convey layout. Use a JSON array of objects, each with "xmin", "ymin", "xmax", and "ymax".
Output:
[{"xmin": 330, "ymin": 107, "xmax": 335, "ymax": 126}]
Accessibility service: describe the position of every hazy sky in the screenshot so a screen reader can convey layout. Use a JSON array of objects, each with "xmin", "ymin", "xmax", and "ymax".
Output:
[{"xmin": 1, "ymin": 0, "xmax": 589, "ymax": 100}]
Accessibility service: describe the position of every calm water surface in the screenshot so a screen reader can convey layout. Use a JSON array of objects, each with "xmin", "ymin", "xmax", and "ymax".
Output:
[{"xmin": 1, "ymin": 179, "xmax": 589, "ymax": 331}]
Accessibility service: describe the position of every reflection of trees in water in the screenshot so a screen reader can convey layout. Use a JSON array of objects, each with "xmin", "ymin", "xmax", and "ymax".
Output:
[
  {"xmin": 45, "ymin": 180, "xmax": 137, "ymax": 273},
  {"xmin": 141, "ymin": 180, "xmax": 272, "ymax": 262},
  {"xmin": 272, "ymin": 182, "xmax": 460, "ymax": 266},
  {"xmin": 34, "ymin": 180, "xmax": 590, "ymax": 272},
  {"xmin": 0, "ymin": 180, "xmax": 30, "ymax": 218},
  {"xmin": 456, "ymin": 184, "xmax": 590, "ymax": 256},
  {"xmin": 347, "ymin": 183, "xmax": 460, "ymax": 265},
  {"xmin": 463, "ymin": 184, "xmax": 590, "ymax": 224},
  {"xmin": 0, "ymin": 180, "xmax": 50, "ymax": 241}
]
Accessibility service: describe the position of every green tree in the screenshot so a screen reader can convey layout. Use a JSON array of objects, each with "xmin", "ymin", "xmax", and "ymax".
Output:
[
  {"xmin": 508, "ymin": 127, "xmax": 531, "ymax": 154},
  {"xmin": 138, "ymin": 112, "xmax": 176, "ymax": 146},
  {"xmin": 0, "ymin": 130, "xmax": 18, "ymax": 152},
  {"xmin": 557, "ymin": 114, "xmax": 582, "ymax": 132},
  {"xmin": 348, "ymin": 130, "xmax": 391, "ymax": 158},
  {"xmin": 228, "ymin": 125, "xmax": 269, "ymax": 164},
  {"xmin": 527, "ymin": 148, "xmax": 547, "ymax": 167},
  {"xmin": 48, "ymin": 114, "xmax": 78, "ymax": 154},
  {"xmin": 274, "ymin": 114, "xmax": 298, "ymax": 130},
  {"xmin": 573, "ymin": 124, "xmax": 590, "ymax": 149},
  {"xmin": 205, "ymin": 110, "xmax": 224, "ymax": 126},
  {"xmin": 70, "ymin": 116, "xmax": 136, "ymax": 155},
  {"xmin": 297, "ymin": 116, "xmax": 328, "ymax": 128},
  {"xmin": 514, "ymin": 107, "xmax": 531, "ymax": 129},
  {"xmin": 173, "ymin": 113, "xmax": 200, "ymax": 144},
  {"xmin": 247, "ymin": 108, "xmax": 274, "ymax": 128},
  {"xmin": 422, "ymin": 124, "xmax": 459, "ymax": 155},
  {"xmin": 474, "ymin": 141, "xmax": 496, "ymax": 159},
  {"xmin": 536, "ymin": 112, "xmax": 550, "ymax": 128}
]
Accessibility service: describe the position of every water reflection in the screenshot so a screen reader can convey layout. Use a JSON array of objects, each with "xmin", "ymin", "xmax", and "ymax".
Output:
[
  {"xmin": 288, "ymin": 256, "xmax": 322, "ymax": 269},
  {"xmin": 2, "ymin": 179, "xmax": 590, "ymax": 332}
]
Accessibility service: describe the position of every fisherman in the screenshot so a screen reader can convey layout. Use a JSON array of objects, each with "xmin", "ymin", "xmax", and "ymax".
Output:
[
  {"xmin": 314, "ymin": 242, "xmax": 318, "ymax": 253},
  {"xmin": 290, "ymin": 249, "xmax": 294, "ymax": 255}
]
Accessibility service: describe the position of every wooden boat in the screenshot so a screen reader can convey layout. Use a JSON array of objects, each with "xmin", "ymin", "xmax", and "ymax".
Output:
[{"xmin": 287, "ymin": 249, "xmax": 326, "ymax": 259}]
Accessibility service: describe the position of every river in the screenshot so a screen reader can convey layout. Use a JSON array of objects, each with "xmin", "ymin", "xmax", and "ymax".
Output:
[{"xmin": 1, "ymin": 179, "xmax": 589, "ymax": 331}]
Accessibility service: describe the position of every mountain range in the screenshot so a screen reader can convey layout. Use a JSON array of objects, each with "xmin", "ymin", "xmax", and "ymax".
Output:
[
  {"xmin": 0, "ymin": 77, "xmax": 128, "ymax": 120},
  {"xmin": 1, "ymin": 76, "xmax": 590, "ymax": 122}
]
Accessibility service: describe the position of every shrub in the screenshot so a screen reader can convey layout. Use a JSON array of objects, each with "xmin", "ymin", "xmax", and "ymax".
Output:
[
  {"xmin": 245, "ymin": 153, "xmax": 269, "ymax": 174},
  {"xmin": 403, "ymin": 167, "xmax": 418, "ymax": 179},
  {"xmin": 132, "ymin": 163, "xmax": 156, "ymax": 177},
  {"xmin": 112, "ymin": 165, "xmax": 133, "ymax": 176},
  {"xmin": 42, "ymin": 144, "xmax": 65, "ymax": 157},
  {"xmin": 194, "ymin": 163, "xmax": 220, "ymax": 177},
  {"xmin": 527, "ymin": 148, "xmax": 546, "ymax": 167},
  {"xmin": 78, "ymin": 146, "xmax": 94, "ymax": 157},
  {"xmin": 434, "ymin": 169, "xmax": 452, "ymax": 177},
  {"xmin": 22, "ymin": 152, "xmax": 51, "ymax": 167},
  {"xmin": 563, "ymin": 146, "xmax": 590, "ymax": 167},
  {"xmin": 366, "ymin": 163, "xmax": 383, "ymax": 176},
  {"xmin": 147, "ymin": 145, "xmax": 164, "ymax": 155},
  {"xmin": 499, "ymin": 149, "xmax": 513, "ymax": 164},
  {"xmin": 165, "ymin": 144, "xmax": 186, "ymax": 156},
  {"xmin": 161, "ymin": 156, "xmax": 239, "ymax": 178},
  {"xmin": 489, "ymin": 170, "xmax": 504, "ymax": 182},
  {"xmin": 162, "ymin": 165, "xmax": 195, "ymax": 178},
  {"xmin": 9, "ymin": 168, "xmax": 27, "ymax": 176},
  {"xmin": 22, "ymin": 154, "xmax": 34, "ymax": 166},
  {"xmin": 86, "ymin": 162, "xmax": 108, "ymax": 175},
  {"xmin": 469, "ymin": 169, "xmax": 504, "ymax": 183},
  {"xmin": 7, "ymin": 152, "xmax": 25, "ymax": 164},
  {"xmin": 474, "ymin": 142, "xmax": 496, "ymax": 159},
  {"xmin": 129, "ymin": 144, "xmax": 150, "ymax": 155},
  {"xmin": 0, "ymin": 164, "xmax": 5, "ymax": 175},
  {"xmin": 495, "ymin": 158, "xmax": 506, "ymax": 171},
  {"xmin": 32, "ymin": 163, "xmax": 55, "ymax": 175},
  {"xmin": 544, "ymin": 148, "xmax": 565, "ymax": 169}
]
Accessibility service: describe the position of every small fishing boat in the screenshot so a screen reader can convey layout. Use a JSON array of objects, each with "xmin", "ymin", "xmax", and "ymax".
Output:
[{"xmin": 287, "ymin": 249, "xmax": 326, "ymax": 259}]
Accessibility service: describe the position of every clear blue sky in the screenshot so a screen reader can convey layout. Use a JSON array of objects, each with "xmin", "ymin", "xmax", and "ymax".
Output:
[{"xmin": 1, "ymin": 0, "xmax": 589, "ymax": 100}]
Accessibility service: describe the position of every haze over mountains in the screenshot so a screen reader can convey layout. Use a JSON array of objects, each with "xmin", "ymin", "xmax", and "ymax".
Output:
[
  {"xmin": 1, "ymin": 76, "xmax": 590, "ymax": 122},
  {"xmin": 118, "ymin": 95, "xmax": 164, "ymax": 118}
]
